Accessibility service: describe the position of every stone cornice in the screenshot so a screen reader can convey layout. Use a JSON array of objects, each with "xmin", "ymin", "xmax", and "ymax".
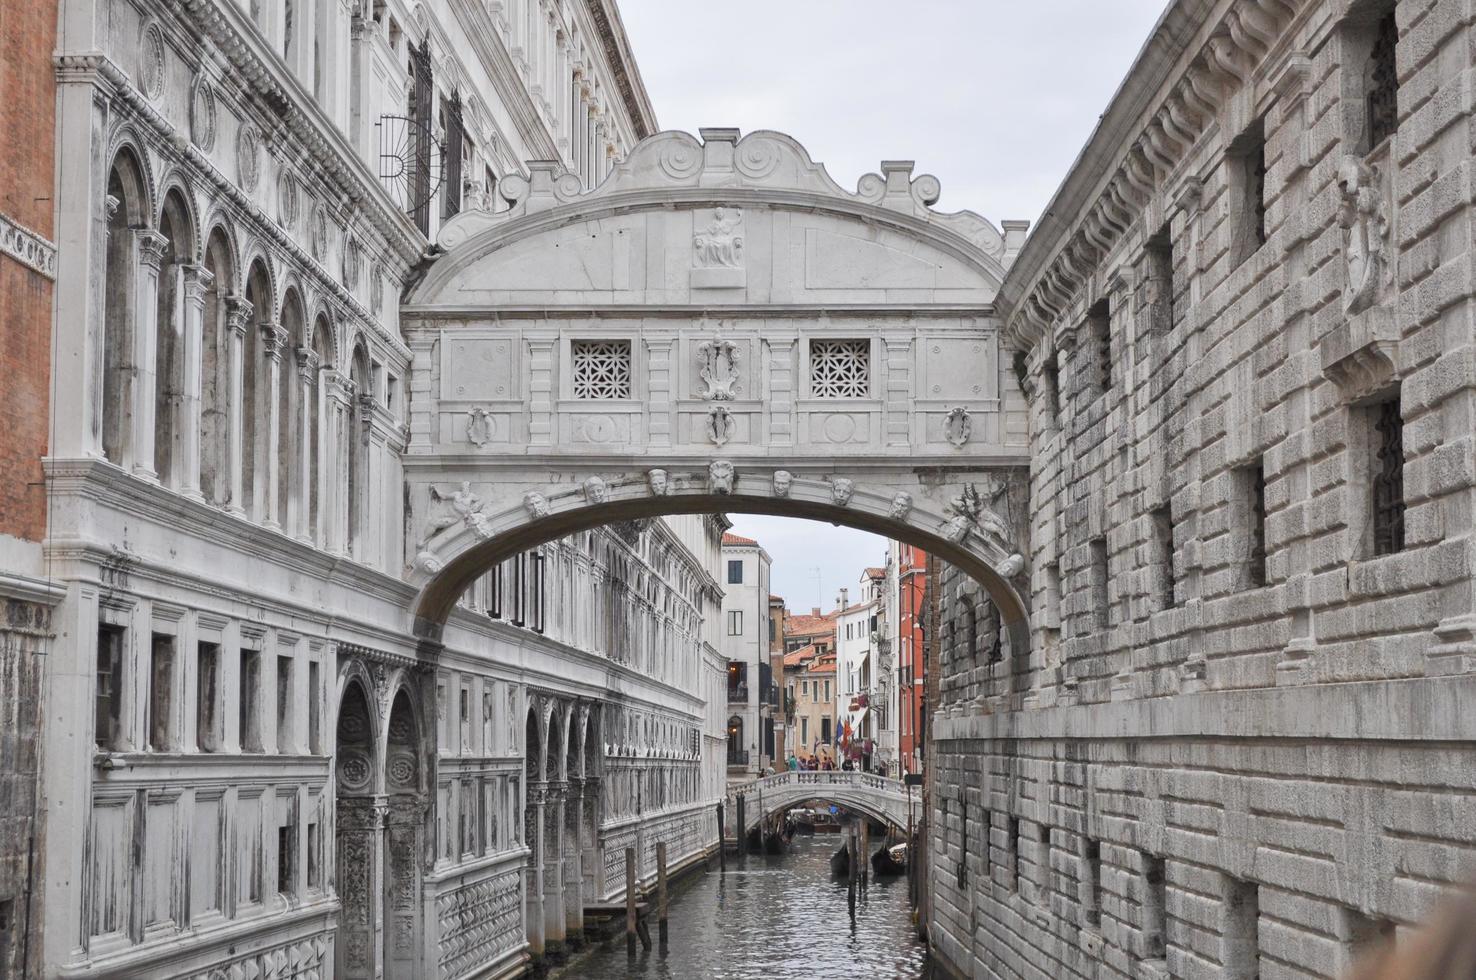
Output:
[
  {"xmin": 447, "ymin": 0, "xmax": 561, "ymax": 164},
  {"xmin": 999, "ymin": 0, "xmax": 1308, "ymax": 354},
  {"xmin": 584, "ymin": 0, "xmax": 658, "ymax": 140}
]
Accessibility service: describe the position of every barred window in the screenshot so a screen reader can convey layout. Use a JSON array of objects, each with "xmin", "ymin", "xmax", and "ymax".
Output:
[
  {"xmin": 1372, "ymin": 398, "xmax": 1404, "ymax": 555},
  {"xmin": 1245, "ymin": 463, "xmax": 1267, "ymax": 588},
  {"xmin": 1366, "ymin": 11, "xmax": 1398, "ymax": 150},
  {"xmin": 1152, "ymin": 505, "xmax": 1175, "ymax": 609},
  {"xmin": 571, "ymin": 340, "xmax": 632, "ymax": 399},
  {"xmin": 1087, "ymin": 300, "xmax": 1111, "ymax": 391},
  {"xmin": 810, "ymin": 339, "xmax": 870, "ymax": 398}
]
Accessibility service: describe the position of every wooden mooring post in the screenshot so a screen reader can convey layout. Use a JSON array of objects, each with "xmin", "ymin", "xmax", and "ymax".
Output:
[
  {"xmin": 626, "ymin": 847, "xmax": 638, "ymax": 958},
  {"xmin": 860, "ymin": 820, "xmax": 870, "ymax": 890},
  {"xmin": 717, "ymin": 802, "xmax": 726, "ymax": 871},
  {"xmin": 847, "ymin": 829, "xmax": 858, "ymax": 917},
  {"xmin": 736, "ymin": 796, "xmax": 747, "ymax": 856},
  {"xmin": 656, "ymin": 842, "xmax": 669, "ymax": 950}
]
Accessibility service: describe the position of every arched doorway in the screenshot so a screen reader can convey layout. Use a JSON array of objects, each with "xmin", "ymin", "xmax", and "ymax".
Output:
[
  {"xmin": 333, "ymin": 679, "xmax": 378, "ymax": 978},
  {"xmin": 383, "ymin": 689, "xmax": 425, "ymax": 976}
]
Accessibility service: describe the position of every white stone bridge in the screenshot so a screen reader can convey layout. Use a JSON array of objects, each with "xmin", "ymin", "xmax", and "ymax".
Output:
[{"xmin": 726, "ymin": 770, "xmax": 918, "ymax": 835}]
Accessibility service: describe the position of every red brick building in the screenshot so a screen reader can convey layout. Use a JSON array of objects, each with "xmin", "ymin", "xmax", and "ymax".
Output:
[
  {"xmin": 894, "ymin": 543, "xmax": 929, "ymax": 776},
  {"xmin": 0, "ymin": 0, "xmax": 59, "ymax": 975}
]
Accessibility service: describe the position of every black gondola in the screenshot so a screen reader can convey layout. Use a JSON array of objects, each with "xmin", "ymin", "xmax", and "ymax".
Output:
[
  {"xmin": 871, "ymin": 842, "xmax": 907, "ymax": 877},
  {"xmin": 830, "ymin": 843, "xmax": 851, "ymax": 876}
]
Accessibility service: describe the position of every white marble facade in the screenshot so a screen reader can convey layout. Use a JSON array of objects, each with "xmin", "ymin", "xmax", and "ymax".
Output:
[{"xmin": 39, "ymin": 2, "xmax": 722, "ymax": 979}]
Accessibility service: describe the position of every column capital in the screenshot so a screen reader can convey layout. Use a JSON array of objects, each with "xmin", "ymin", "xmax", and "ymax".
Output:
[
  {"xmin": 135, "ymin": 228, "xmax": 170, "ymax": 270},
  {"xmin": 225, "ymin": 297, "xmax": 254, "ymax": 335},
  {"xmin": 296, "ymin": 346, "xmax": 322, "ymax": 382},
  {"xmin": 324, "ymin": 369, "xmax": 356, "ymax": 402},
  {"xmin": 182, "ymin": 263, "xmax": 215, "ymax": 303},
  {"xmin": 259, "ymin": 322, "xmax": 289, "ymax": 360}
]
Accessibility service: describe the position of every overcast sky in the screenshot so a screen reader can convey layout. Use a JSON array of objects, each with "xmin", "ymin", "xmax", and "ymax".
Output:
[{"xmin": 619, "ymin": 0, "xmax": 1167, "ymax": 607}]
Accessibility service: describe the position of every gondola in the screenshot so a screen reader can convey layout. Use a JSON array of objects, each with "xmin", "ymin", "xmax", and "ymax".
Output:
[
  {"xmin": 830, "ymin": 843, "xmax": 851, "ymax": 876},
  {"xmin": 871, "ymin": 841, "xmax": 907, "ymax": 877}
]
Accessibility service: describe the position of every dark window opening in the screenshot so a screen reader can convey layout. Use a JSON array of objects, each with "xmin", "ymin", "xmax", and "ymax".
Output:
[
  {"xmin": 1147, "ymin": 225, "xmax": 1173, "ymax": 335},
  {"xmin": 306, "ymin": 821, "xmax": 320, "ymax": 889},
  {"xmin": 277, "ymin": 824, "xmax": 294, "ymax": 896},
  {"xmin": 1009, "ymin": 816, "xmax": 1023, "ymax": 893},
  {"xmin": 1143, "ymin": 854, "xmax": 1168, "ymax": 960},
  {"xmin": 95, "ymin": 623, "xmax": 126, "ymax": 750},
  {"xmin": 240, "ymin": 648, "xmax": 262, "ymax": 752},
  {"xmin": 1090, "ymin": 537, "xmax": 1110, "ymax": 631},
  {"xmin": 1230, "ymin": 119, "xmax": 1268, "ymax": 266},
  {"xmin": 1372, "ymin": 397, "xmax": 1405, "ymax": 555},
  {"xmin": 307, "ymin": 660, "xmax": 321, "ymax": 754},
  {"xmin": 727, "ymin": 559, "xmax": 743, "ymax": 584},
  {"xmin": 1083, "ymin": 838, "xmax": 1102, "ymax": 928},
  {"xmin": 197, "ymin": 641, "xmax": 220, "ymax": 752},
  {"xmin": 1246, "ymin": 464, "xmax": 1268, "ymax": 588},
  {"xmin": 1152, "ymin": 505, "xmax": 1175, "ymax": 609},
  {"xmin": 1366, "ymin": 11, "xmax": 1399, "ymax": 150},
  {"xmin": 1226, "ymin": 878, "xmax": 1262, "ymax": 977},
  {"xmin": 276, "ymin": 656, "xmax": 293, "ymax": 753},
  {"xmin": 149, "ymin": 634, "xmax": 175, "ymax": 751},
  {"xmin": 1088, "ymin": 300, "xmax": 1112, "ymax": 392}
]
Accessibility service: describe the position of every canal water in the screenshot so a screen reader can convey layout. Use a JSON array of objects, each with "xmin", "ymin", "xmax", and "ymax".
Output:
[{"xmin": 554, "ymin": 833, "xmax": 933, "ymax": 979}]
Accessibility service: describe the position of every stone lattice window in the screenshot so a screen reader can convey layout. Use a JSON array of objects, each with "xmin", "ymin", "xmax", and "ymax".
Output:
[
  {"xmin": 571, "ymin": 340, "xmax": 632, "ymax": 399},
  {"xmin": 810, "ymin": 339, "xmax": 870, "ymax": 398},
  {"xmin": 1372, "ymin": 398, "xmax": 1405, "ymax": 555},
  {"xmin": 1366, "ymin": 11, "xmax": 1399, "ymax": 149}
]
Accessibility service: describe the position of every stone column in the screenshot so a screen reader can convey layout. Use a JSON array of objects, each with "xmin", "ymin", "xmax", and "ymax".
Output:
[
  {"xmin": 322, "ymin": 371, "xmax": 354, "ymax": 555},
  {"xmin": 564, "ymin": 777, "xmax": 585, "ymax": 934},
  {"xmin": 525, "ymin": 782, "xmax": 547, "ymax": 954},
  {"xmin": 259, "ymin": 323, "xmax": 287, "ymax": 530},
  {"xmin": 179, "ymin": 264, "xmax": 212, "ymax": 500},
  {"xmin": 582, "ymin": 776, "xmax": 601, "ymax": 899},
  {"xmin": 223, "ymin": 299, "xmax": 252, "ymax": 516},
  {"xmin": 335, "ymin": 796, "xmax": 388, "ymax": 980},
  {"xmin": 131, "ymin": 228, "xmax": 169, "ymax": 479},
  {"xmin": 544, "ymin": 780, "xmax": 567, "ymax": 944},
  {"xmin": 294, "ymin": 348, "xmax": 321, "ymax": 542}
]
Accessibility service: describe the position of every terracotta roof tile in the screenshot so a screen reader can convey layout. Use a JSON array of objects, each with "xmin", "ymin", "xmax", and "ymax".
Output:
[{"xmin": 722, "ymin": 532, "xmax": 759, "ymax": 546}]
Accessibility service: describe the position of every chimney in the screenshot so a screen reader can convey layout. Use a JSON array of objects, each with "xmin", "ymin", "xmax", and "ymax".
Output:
[
  {"xmin": 838, "ymin": 588, "xmax": 849, "ymax": 609},
  {"xmin": 811, "ymin": 607, "xmax": 821, "ymax": 617}
]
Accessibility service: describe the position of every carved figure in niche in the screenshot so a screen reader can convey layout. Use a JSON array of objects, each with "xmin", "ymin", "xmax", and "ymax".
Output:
[
  {"xmin": 995, "ymin": 553, "xmax": 1026, "ymax": 579},
  {"xmin": 466, "ymin": 407, "xmax": 493, "ymax": 447},
  {"xmin": 582, "ymin": 476, "xmax": 609, "ymax": 504},
  {"xmin": 1337, "ymin": 156, "xmax": 1389, "ymax": 315},
  {"xmin": 772, "ymin": 470, "xmax": 793, "ymax": 497},
  {"xmin": 693, "ymin": 207, "xmax": 744, "ymax": 269},
  {"xmin": 523, "ymin": 491, "xmax": 550, "ymax": 518},
  {"xmin": 944, "ymin": 406, "xmax": 973, "ymax": 448},
  {"xmin": 647, "ymin": 468, "xmax": 670, "ymax": 496},
  {"xmin": 706, "ymin": 405, "xmax": 733, "ymax": 447},
  {"xmin": 831, "ymin": 478, "xmax": 855, "ymax": 507},
  {"xmin": 696, "ymin": 337, "xmax": 741, "ymax": 400},
  {"xmin": 708, "ymin": 460, "xmax": 735, "ymax": 495},
  {"xmin": 888, "ymin": 491, "xmax": 913, "ymax": 521},
  {"xmin": 417, "ymin": 481, "xmax": 486, "ymax": 551}
]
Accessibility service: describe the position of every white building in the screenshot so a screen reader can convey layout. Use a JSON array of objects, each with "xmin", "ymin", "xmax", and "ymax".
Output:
[
  {"xmin": 33, "ymin": 1, "xmax": 730, "ymax": 978},
  {"xmin": 719, "ymin": 531, "xmax": 772, "ymax": 780}
]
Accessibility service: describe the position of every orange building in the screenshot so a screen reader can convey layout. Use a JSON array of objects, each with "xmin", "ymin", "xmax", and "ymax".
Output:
[{"xmin": 894, "ymin": 542, "xmax": 929, "ymax": 775}]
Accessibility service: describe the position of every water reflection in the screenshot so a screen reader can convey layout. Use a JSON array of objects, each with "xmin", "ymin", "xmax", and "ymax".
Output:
[{"xmin": 555, "ymin": 834, "xmax": 932, "ymax": 980}]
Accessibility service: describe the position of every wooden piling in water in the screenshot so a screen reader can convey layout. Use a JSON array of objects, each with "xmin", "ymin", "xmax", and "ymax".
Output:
[
  {"xmin": 625, "ymin": 848, "xmax": 638, "ymax": 958},
  {"xmin": 860, "ymin": 820, "xmax": 870, "ymax": 889},
  {"xmin": 657, "ymin": 842, "xmax": 669, "ymax": 950},
  {"xmin": 736, "ymin": 796, "xmax": 747, "ymax": 856},
  {"xmin": 847, "ymin": 829, "xmax": 858, "ymax": 916},
  {"xmin": 717, "ymin": 803, "xmax": 726, "ymax": 871}
]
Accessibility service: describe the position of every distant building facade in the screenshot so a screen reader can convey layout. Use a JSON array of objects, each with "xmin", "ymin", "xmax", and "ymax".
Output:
[{"xmin": 719, "ymin": 532, "xmax": 773, "ymax": 780}]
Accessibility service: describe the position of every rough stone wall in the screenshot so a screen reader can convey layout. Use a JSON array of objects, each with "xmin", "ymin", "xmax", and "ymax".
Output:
[{"xmin": 930, "ymin": 0, "xmax": 1476, "ymax": 976}]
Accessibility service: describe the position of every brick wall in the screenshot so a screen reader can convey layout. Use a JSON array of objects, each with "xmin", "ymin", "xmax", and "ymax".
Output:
[{"xmin": 929, "ymin": 0, "xmax": 1476, "ymax": 976}]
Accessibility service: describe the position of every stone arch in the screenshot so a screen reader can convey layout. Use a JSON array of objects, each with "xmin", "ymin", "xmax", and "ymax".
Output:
[
  {"xmin": 382, "ymin": 686, "xmax": 426, "ymax": 976},
  {"xmin": 278, "ymin": 286, "xmax": 308, "ymax": 529},
  {"xmin": 347, "ymin": 340, "xmax": 371, "ymax": 557},
  {"xmin": 333, "ymin": 674, "xmax": 379, "ymax": 979},
  {"xmin": 408, "ymin": 474, "xmax": 1030, "ymax": 655},
  {"xmin": 153, "ymin": 187, "xmax": 195, "ymax": 486},
  {"xmin": 240, "ymin": 257, "xmax": 273, "ymax": 521},
  {"xmin": 306, "ymin": 310, "xmax": 333, "ymax": 542},
  {"xmin": 101, "ymin": 145, "xmax": 151, "ymax": 465},
  {"xmin": 200, "ymin": 223, "xmax": 236, "ymax": 505},
  {"xmin": 153, "ymin": 174, "xmax": 202, "ymax": 262}
]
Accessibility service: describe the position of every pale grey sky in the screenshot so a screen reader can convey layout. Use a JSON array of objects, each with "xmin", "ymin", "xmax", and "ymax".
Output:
[{"xmin": 618, "ymin": 1, "xmax": 1167, "ymax": 606}]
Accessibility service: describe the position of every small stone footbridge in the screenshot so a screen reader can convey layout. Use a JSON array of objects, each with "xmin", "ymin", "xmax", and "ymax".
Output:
[{"xmin": 726, "ymin": 770, "xmax": 918, "ymax": 835}]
